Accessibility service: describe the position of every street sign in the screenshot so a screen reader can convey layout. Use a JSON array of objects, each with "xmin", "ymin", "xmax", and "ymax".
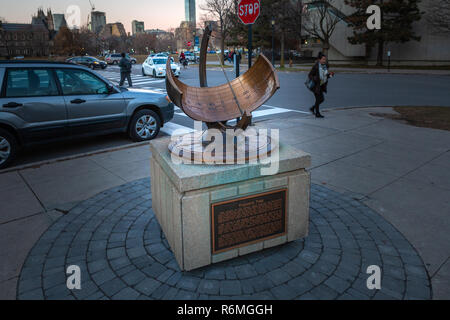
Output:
[
  {"xmin": 187, "ymin": 42, "xmax": 192, "ymax": 47},
  {"xmin": 238, "ymin": 0, "xmax": 260, "ymax": 25}
]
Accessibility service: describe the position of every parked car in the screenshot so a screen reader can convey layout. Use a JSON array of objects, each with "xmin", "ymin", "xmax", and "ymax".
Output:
[
  {"xmin": 0, "ymin": 61, "xmax": 175, "ymax": 169},
  {"xmin": 66, "ymin": 56, "xmax": 107, "ymax": 70},
  {"xmin": 184, "ymin": 52, "xmax": 199, "ymax": 63},
  {"xmin": 105, "ymin": 53, "xmax": 137, "ymax": 65},
  {"xmin": 142, "ymin": 56, "xmax": 180, "ymax": 78}
]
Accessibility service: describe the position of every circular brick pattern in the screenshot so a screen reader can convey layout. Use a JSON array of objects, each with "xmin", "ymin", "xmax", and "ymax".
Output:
[{"xmin": 18, "ymin": 179, "xmax": 431, "ymax": 300}]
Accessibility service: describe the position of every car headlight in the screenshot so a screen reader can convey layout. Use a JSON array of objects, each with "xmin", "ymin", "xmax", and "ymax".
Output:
[{"xmin": 94, "ymin": 61, "xmax": 99, "ymax": 64}]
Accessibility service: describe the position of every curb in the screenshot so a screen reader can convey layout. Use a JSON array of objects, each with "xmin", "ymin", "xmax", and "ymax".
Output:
[{"xmin": 0, "ymin": 141, "xmax": 150, "ymax": 174}]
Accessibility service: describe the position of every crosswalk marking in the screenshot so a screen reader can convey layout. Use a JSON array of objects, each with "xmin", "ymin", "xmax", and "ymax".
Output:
[
  {"xmin": 161, "ymin": 122, "xmax": 194, "ymax": 136},
  {"xmin": 173, "ymin": 105, "xmax": 300, "ymax": 119},
  {"xmin": 98, "ymin": 71, "xmax": 165, "ymax": 86}
]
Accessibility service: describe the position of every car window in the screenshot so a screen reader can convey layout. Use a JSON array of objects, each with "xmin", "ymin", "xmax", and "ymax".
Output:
[
  {"xmin": 5, "ymin": 68, "xmax": 59, "ymax": 98},
  {"xmin": 153, "ymin": 59, "xmax": 167, "ymax": 65},
  {"xmin": 55, "ymin": 69, "xmax": 108, "ymax": 95}
]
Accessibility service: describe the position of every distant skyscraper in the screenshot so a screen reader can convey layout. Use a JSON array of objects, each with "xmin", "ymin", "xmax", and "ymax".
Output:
[
  {"xmin": 185, "ymin": 0, "xmax": 196, "ymax": 26},
  {"xmin": 132, "ymin": 20, "xmax": 145, "ymax": 35},
  {"xmin": 91, "ymin": 11, "xmax": 106, "ymax": 34}
]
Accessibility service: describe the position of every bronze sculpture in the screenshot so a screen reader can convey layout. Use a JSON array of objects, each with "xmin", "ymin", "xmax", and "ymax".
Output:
[{"xmin": 165, "ymin": 25, "xmax": 280, "ymax": 163}]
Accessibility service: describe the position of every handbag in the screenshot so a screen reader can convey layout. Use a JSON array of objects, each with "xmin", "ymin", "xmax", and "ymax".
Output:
[{"xmin": 305, "ymin": 78, "xmax": 315, "ymax": 91}]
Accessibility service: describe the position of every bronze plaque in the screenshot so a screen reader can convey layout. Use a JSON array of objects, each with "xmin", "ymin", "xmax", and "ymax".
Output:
[{"xmin": 211, "ymin": 189, "xmax": 287, "ymax": 254}]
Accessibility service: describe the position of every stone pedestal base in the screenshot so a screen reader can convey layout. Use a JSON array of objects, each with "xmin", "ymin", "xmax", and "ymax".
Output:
[{"xmin": 149, "ymin": 136, "xmax": 311, "ymax": 271}]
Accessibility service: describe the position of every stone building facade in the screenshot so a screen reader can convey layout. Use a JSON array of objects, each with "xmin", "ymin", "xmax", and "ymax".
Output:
[
  {"xmin": 301, "ymin": 0, "xmax": 450, "ymax": 65},
  {"xmin": 0, "ymin": 9, "xmax": 55, "ymax": 57}
]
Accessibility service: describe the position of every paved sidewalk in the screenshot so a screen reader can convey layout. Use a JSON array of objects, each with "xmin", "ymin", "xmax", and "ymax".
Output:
[{"xmin": 1, "ymin": 107, "xmax": 449, "ymax": 299}]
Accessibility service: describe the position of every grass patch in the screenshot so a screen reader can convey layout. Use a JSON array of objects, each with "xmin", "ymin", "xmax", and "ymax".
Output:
[{"xmin": 372, "ymin": 106, "xmax": 450, "ymax": 131}]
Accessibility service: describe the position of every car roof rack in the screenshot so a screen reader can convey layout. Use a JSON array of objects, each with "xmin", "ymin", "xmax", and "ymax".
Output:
[{"xmin": 0, "ymin": 60, "xmax": 75, "ymax": 65}]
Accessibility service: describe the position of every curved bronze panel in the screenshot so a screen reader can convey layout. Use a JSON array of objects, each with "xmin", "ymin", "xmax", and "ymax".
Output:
[
  {"xmin": 166, "ymin": 54, "xmax": 280, "ymax": 123},
  {"xmin": 199, "ymin": 25, "xmax": 212, "ymax": 88}
]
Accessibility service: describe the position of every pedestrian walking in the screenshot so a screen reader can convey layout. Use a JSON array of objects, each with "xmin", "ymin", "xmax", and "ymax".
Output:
[
  {"xmin": 307, "ymin": 52, "xmax": 334, "ymax": 118},
  {"xmin": 119, "ymin": 53, "xmax": 133, "ymax": 87}
]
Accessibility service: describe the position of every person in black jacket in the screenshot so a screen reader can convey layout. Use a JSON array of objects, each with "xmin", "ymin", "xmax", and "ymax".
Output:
[
  {"xmin": 308, "ymin": 52, "xmax": 334, "ymax": 118},
  {"xmin": 119, "ymin": 53, "xmax": 133, "ymax": 87}
]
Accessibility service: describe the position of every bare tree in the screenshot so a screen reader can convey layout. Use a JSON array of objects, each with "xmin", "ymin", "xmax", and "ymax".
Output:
[
  {"xmin": 425, "ymin": 0, "xmax": 450, "ymax": 34},
  {"xmin": 269, "ymin": 0, "xmax": 305, "ymax": 67},
  {"xmin": 200, "ymin": 0, "xmax": 235, "ymax": 64},
  {"xmin": 302, "ymin": 0, "xmax": 342, "ymax": 55},
  {"xmin": 132, "ymin": 33, "xmax": 157, "ymax": 54}
]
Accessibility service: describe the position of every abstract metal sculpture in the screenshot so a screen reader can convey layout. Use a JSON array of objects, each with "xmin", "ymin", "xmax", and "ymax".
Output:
[{"xmin": 166, "ymin": 25, "xmax": 280, "ymax": 163}]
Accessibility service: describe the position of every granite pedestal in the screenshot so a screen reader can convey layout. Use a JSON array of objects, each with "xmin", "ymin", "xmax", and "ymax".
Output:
[{"xmin": 149, "ymin": 136, "xmax": 311, "ymax": 271}]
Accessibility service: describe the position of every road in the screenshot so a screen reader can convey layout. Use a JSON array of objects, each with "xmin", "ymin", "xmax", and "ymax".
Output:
[
  {"xmin": 111, "ymin": 63, "xmax": 450, "ymax": 110},
  {"xmin": 6, "ymin": 63, "xmax": 450, "ymax": 168}
]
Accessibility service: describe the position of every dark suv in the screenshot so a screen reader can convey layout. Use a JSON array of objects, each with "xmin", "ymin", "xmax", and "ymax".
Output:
[{"xmin": 0, "ymin": 61, "xmax": 175, "ymax": 169}]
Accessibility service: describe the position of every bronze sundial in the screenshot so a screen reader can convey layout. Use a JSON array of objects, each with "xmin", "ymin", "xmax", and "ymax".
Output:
[{"xmin": 165, "ymin": 25, "xmax": 280, "ymax": 164}]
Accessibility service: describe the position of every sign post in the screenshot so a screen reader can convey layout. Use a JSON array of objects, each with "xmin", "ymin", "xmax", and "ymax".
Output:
[
  {"xmin": 387, "ymin": 50, "xmax": 391, "ymax": 72},
  {"xmin": 237, "ymin": 0, "xmax": 260, "ymax": 69}
]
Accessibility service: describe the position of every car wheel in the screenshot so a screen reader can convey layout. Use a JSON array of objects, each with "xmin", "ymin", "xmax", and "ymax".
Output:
[
  {"xmin": 90, "ymin": 64, "xmax": 95, "ymax": 69},
  {"xmin": 153, "ymin": 70, "xmax": 157, "ymax": 78},
  {"xmin": 0, "ymin": 128, "xmax": 18, "ymax": 170},
  {"xmin": 131, "ymin": 60, "xmax": 136, "ymax": 64},
  {"xmin": 129, "ymin": 110, "xmax": 161, "ymax": 142},
  {"xmin": 142, "ymin": 68, "xmax": 146, "ymax": 76},
  {"xmin": 113, "ymin": 61, "xmax": 118, "ymax": 65}
]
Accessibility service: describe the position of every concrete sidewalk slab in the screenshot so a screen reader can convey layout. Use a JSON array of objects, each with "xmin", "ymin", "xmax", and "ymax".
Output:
[
  {"xmin": 310, "ymin": 160, "xmax": 398, "ymax": 195},
  {"xmin": 403, "ymin": 162, "xmax": 450, "ymax": 191},
  {"xmin": 0, "ymin": 171, "xmax": 44, "ymax": 224},
  {"xmin": 364, "ymin": 177, "xmax": 450, "ymax": 275},
  {"xmin": 20, "ymin": 163, "xmax": 126, "ymax": 210},
  {"xmin": 432, "ymin": 259, "xmax": 450, "ymax": 300},
  {"xmin": 337, "ymin": 148, "xmax": 434, "ymax": 178},
  {"xmin": 0, "ymin": 213, "xmax": 53, "ymax": 289}
]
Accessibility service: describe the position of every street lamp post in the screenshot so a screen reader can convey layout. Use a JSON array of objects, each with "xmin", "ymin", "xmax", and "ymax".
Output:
[{"xmin": 271, "ymin": 17, "xmax": 275, "ymax": 67}]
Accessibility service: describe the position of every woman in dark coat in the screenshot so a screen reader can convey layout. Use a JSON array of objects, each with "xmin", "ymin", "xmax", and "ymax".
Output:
[{"xmin": 308, "ymin": 52, "xmax": 334, "ymax": 118}]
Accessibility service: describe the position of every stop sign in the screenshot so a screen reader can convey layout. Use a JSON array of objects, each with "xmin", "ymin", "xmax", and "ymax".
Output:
[{"xmin": 238, "ymin": 0, "xmax": 260, "ymax": 25}]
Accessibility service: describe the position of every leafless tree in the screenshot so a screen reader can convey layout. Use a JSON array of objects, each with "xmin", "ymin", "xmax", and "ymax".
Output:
[
  {"xmin": 200, "ymin": 0, "xmax": 235, "ymax": 64},
  {"xmin": 302, "ymin": 0, "xmax": 342, "ymax": 55},
  {"xmin": 132, "ymin": 33, "xmax": 157, "ymax": 54},
  {"xmin": 425, "ymin": 0, "xmax": 450, "ymax": 34}
]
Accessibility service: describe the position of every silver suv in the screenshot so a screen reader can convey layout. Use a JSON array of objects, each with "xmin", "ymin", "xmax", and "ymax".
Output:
[
  {"xmin": 0, "ymin": 61, "xmax": 174, "ymax": 169},
  {"xmin": 105, "ymin": 53, "xmax": 137, "ymax": 65}
]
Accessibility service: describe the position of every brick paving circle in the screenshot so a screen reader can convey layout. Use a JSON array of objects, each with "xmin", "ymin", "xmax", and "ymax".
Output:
[{"xmin": 17, "ymin": 178, "xmax": 431, "ymax": 300}]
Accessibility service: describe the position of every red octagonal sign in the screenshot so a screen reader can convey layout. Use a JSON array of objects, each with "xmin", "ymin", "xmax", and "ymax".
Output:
[{"xmin": 238, "ymin": 0, "xmax": 261, "ymax": 25}]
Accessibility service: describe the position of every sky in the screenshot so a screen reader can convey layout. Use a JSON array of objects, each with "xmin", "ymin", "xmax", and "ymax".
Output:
[{"xmin": 0, "ymin": 0, "xmax": 207, "ymax": 33}]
